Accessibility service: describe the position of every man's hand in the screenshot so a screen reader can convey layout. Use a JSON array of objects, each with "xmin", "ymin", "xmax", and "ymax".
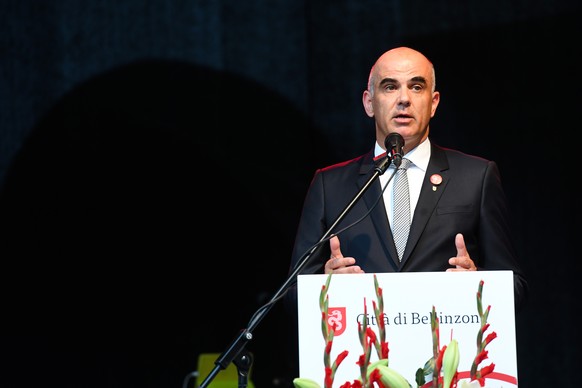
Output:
[
  {"xmin": 324, "ymin": 235, "xmax": 365, "ymax": 274},
  {"xmin": 447, "ymin": 233, "xmax": 477, "ymax": 271}
]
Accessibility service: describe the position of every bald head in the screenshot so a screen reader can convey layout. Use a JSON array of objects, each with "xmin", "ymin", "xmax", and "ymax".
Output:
[{"xmin": 367, "ymin": 47, "xmax": 436, "ymax": 94}]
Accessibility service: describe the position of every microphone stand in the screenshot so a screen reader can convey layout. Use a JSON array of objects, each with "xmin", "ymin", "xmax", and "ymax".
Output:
[{"xmin": 196, "ymin": 156, "xmax": 392, "ymax": 388}]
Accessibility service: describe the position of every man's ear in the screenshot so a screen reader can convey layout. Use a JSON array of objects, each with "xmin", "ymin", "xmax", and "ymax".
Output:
[
  {"xmin": 430, "ymin": 91, "xmax": 440, "ymax": 117},
  {"xmin": 362, "ymin": 90, "xmax": 374, "ymax": 118}
]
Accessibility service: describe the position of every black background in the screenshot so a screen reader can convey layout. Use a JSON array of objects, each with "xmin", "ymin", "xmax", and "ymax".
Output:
[{"xmin": 0, "ymin": 1, "xmax": 580, "ymax": 387}]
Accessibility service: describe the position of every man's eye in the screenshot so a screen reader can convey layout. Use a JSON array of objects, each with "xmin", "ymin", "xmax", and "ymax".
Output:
[
  {"xmin": 411, "ymin": 84, "xmax": 423, "ymax": 91},
  {"xmin": 385, "ymin": 84, "xmax": 396, "ymax": 91}
]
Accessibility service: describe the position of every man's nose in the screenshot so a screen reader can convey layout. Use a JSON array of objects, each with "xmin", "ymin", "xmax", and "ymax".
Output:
[{"xmin": 397, "ymin": 90, "xmax": 411, "ymax": 106}]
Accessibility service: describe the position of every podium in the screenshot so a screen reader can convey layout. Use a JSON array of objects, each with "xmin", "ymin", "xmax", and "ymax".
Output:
[{"xmin": 296, "ymin": 271, "xmax": 519, "ymax": 387}]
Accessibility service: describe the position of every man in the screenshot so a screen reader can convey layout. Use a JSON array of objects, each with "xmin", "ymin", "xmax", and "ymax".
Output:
[{"xmin": 287, "ymin": 46, "xmax": 528, "ymax": 310}]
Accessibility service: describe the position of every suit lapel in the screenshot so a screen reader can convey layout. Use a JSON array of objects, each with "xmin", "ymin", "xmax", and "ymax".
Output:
[
  {"xmin": 400, "ymin": 144, "xmax": 449, "ymax": 265},
  {"xmin": 359, "ymin": 151, "xmax": 400, "ymax": 270}
]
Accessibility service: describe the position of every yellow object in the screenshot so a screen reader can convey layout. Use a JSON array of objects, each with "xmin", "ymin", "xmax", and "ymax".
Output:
[{"xmin": 194, "ymin": 352, "xmax": 256, "ymax": 388}]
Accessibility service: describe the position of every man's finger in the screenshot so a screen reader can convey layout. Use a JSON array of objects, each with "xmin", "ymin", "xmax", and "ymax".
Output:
[
  {"xmin": 455, "ymin": 233, "xmax": 468, "ymax": 257},
  {"xmin": 330, "ymin": 235, "xmax": 342, "ymax": 258}
]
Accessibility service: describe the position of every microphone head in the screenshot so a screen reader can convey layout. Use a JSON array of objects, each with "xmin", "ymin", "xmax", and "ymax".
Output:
[{"xmin": 384, "ymin": 133, "xmax": 405, "ymax": 167}]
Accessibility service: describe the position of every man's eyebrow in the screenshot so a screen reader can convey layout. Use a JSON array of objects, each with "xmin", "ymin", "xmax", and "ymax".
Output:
[
  {"xmin": 410, "ymin": 76, "xmax": 427, "ymax": 84},
  {"xmin": 378, "ymin": 77, "xmax": 397, "ymax": 87},
  {"xmin": 378, "ymin": 76, "xmax": 428, "ymax": 86}
]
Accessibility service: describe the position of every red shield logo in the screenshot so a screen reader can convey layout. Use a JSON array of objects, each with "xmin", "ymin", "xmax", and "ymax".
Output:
[{"xmin": 327, "ymin": 307, "xmax": 347, "ymax": 336}]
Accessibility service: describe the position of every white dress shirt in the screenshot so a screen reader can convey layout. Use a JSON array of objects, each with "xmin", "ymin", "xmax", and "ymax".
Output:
[{"xmin": 375, "ymin": 137, "xmax": 431, "ymax": 231}]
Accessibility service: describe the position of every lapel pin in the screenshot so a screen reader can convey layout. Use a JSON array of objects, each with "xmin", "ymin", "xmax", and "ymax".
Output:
[{"xmin": 430, "ymin": 174, "xmax": 443, "ymax": 191}]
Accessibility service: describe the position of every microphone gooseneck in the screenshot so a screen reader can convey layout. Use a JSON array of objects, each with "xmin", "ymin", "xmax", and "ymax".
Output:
[{"xmin": 384, "ymin": 132, "xmax": 405, "ymax": 168}]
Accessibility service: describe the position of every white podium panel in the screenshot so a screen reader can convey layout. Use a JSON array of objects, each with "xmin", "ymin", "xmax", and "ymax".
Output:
[{"xmin": 297, "ymin": 271, "xmax": 518, "ymax": 387}]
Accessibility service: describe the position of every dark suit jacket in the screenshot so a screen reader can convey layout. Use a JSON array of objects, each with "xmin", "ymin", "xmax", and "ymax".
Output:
[{"xmin": 288, "ymin": 142, "xmax": 528, "ymax": 311}]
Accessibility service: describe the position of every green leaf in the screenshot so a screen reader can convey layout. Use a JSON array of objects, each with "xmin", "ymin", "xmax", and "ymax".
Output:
[{"xmin": 292, "ymin": 377, "xmax": 321, "ymax": 388}]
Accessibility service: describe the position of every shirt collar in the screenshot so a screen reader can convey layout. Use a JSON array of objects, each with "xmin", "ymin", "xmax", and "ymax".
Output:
[{"xmin": 374, "ymin": 137, "xmax": 431, "ymax": 172}]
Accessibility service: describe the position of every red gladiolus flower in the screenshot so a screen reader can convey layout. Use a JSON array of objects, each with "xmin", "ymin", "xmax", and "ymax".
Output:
[
  {"xmin": 369, "ymin": 368, "xmax": 386, "ymax": 388},
  {"xmin": 381, "ymin": 342, "xmax": 389, "ymax": 359},
  {"xmin": 335, "ymin": 350, "xmax": 349, "ymax": 366},
  {"xmin": 476, "ymin": 363, "xmax": 496, "ymax": 386},
  {"xmin": 356, "ymin": 354, "xmax": 367, "ymax": 367},
  {"xmin": 481, "ymin": 363, "xmax": 495, "ymax": 375},
  {"xmin": 324, "ymin": 367, "xmax": 333, "ymax": 388},
  {"xmin": 366, "ymin": 327, "xmax": 377, "ymax": 342},
  {"xmin": 484, "ymin": 332, "xmax": 497, "ymax": 345},
  {"xmin": 325, "ymin": 340, "xmax": 333, "ymax": 355},
  {"xmin": 474, "ymin": 349, "xmax": 489, "ymax": 365}
]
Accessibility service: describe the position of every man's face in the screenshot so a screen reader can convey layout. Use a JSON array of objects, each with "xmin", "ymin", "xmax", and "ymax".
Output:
[{"xmin": 363, "ymin": 48, "xmax": 440, "ymax": 152}]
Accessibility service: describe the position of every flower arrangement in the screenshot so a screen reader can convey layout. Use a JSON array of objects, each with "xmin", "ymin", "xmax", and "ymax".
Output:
[{"xmin": 293, "ymin": 275, "xmax": 497, "ymax": 388}]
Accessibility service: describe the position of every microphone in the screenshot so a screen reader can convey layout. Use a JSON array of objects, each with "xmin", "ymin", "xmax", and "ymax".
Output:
[{"xmin": 384, "ymin": 132, "xmax": 405, "ymax": 168}]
